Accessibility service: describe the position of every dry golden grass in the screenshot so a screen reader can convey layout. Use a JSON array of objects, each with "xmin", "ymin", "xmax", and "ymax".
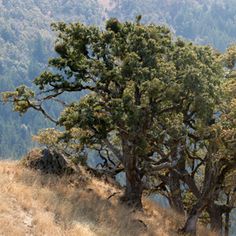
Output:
[{"xmin": 0, "ymin": 161, "xmax": 215, "ymax": 236}]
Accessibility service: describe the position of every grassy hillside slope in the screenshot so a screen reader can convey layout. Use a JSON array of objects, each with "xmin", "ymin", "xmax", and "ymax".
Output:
[{"xmin": 0, "ymin": 161, "xmax": 215, "ymax": 236}]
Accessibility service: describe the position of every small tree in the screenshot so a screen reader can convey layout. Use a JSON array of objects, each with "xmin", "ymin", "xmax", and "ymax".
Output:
[{"xmin": 3, "ymin": 18, "xmax": 223, "ymax": 211}]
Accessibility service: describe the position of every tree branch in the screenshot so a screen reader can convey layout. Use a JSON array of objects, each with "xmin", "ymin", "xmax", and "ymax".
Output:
[{"xmin": 103, "ymin": 139, "xmax": 123, "ymax": 162}]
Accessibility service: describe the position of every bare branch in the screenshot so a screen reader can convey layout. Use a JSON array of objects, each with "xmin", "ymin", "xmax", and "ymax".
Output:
[
  {"xmin": 29, "ymin": 101, "xmax": 58, "ymax": 124},
  {"xmin": 149, "ymin": 160, "xmax": 178, "ymax": 172},
  {"xmin": 103, "ymin": 139, "xmax": 123, "ymax": 162},
  {"xmin": 107, "ymin": 192, "xmax": 121, "ymax": 200},
  {"xmin": 174, "ymin": 170, "xmax": 201, "ymax": 198},
  {"xmin": 191, "ymin": 159, "xmax": 205, "ymax": 177},
  {"xmin": 40, "ymin": 91, "xmax": 63, "ymax": 100},
  {"xmin": 51, "ymin": 97, "xmax": 68, "ymax": 107}
]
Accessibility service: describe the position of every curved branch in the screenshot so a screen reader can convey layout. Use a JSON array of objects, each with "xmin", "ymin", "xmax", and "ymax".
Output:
[
  {"xmin": 103, "ymin": 139, "xmax": 123, "ymax": 162},
  {"xmin": 29, "ymin": 101, "xmax": 58, "ymax": 124}
]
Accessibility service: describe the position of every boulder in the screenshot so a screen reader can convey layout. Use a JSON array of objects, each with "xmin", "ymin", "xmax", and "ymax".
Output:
[{"xmin": 22, "ymin": 148, "xmax": 74, "ymax": 175}]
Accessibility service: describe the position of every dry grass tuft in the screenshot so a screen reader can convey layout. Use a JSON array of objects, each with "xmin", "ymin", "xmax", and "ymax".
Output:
[{"xmin": 0, "ymin": 161, "xmax": 215, "ymax": 236}]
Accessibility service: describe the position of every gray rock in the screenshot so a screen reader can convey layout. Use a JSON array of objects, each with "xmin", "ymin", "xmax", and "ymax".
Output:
[{"xmin": 23, "ymin": 148, "xmax": 74, "ymax": 175}]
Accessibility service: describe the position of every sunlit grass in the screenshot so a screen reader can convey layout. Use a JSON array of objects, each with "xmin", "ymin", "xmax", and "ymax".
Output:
[{"xmin": 0, "ymin": 161, "xmax": 215, "ymax": 236}]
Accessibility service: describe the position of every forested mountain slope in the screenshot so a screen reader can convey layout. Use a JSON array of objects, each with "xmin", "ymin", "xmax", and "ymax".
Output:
[
  {"xmin": 0, "ymin": 0, "xmax": 103, "ymax": 157},
  {"xmin": 109, "ymin": 0, "xmax": 236, "ymax": 51},
  {"xmin": 1, "ymin": 0, "xmax": 236, "ymax": 158}
]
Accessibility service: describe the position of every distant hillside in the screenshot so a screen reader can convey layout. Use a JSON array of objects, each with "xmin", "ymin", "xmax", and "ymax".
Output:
[
  {"xmin": 0, "ymin": 0, "xmax": 103, "ymax": 158},
  {"xmin": 109, "ymin": 0, "xmax": 236, "ymax": 51}
]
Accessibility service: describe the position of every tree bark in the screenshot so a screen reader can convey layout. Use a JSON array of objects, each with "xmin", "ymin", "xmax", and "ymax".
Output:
[
  {"xmin": 225, "ymin": 211, "xmax": 230, "ymax": 236},
  {"xmin": 182, "ymin": 212, "xmax": 200, "ymax": 236},
  {"xmin": 181, "ymin": 160, "xmax": 214, "ymax": 235},
  {"xmin": 120, "ymin": 138, "xmax": 143, "ymax": 209},
  {"xmin": 224, "ymin": 194, "xmax": 231, "ymax": 236},
  {"xmin": 208, "ymin": 204, "xmax": 223, "ymax": 236},
  {"xmin": 169, "ymin": 142, "xmax": 185, "ymax": 214},
  {"xmin": 121, "ymin": 164, "xmax": 143, "ymax": 209},
  {"xmin": 181, "ymin": 200, "xmax": 207, "ymax": 236},
  {"xmin": 169, "ymin": 170, "xmax": 185, "ymax": 214}
]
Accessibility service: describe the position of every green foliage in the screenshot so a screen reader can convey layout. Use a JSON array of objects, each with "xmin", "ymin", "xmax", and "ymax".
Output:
[{"xmin": 3, "ymin": 18, "xmax": 223, "ymax": 189}]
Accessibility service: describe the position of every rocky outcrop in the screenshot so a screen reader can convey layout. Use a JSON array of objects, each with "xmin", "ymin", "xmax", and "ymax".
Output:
[{"xmin": 22, "ymin": 148, "xmax": 74, "ymax": 175}]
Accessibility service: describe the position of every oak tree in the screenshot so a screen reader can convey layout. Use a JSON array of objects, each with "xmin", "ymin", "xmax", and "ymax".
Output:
[{"xmin": 3, "ymin": 18, "xmax": 223, "ymax": 213}]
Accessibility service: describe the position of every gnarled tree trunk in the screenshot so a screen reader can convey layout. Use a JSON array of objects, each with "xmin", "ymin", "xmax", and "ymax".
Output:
[
  {"xmin": 169, "ymin": 170, "xmax": 185, "ymax": 214},
  {"xmin": 120, "ymin": 138, "xmax": 143, "ymax": 209},
  {"xmin": 122, "ymin": 162, "xmax": 143, "ymax": 209},
  {"xmin": 181, "ymin": 200, "xmax": 208, "ymax": 236},
  {"xmin": 182, "ymin": 160, "xmax": 215, "ymax": 235},
  {"xmin": 182, "ymin": 213, "xmax": 200, "ymax": 235},
  {"xmin": 208, "ymin": 204, "xmax": 223, "ymax": 236},
  {"xmin": 225, "ymin": 211, "xmax": 230, "ymax": 236},
  {"xmin": 168, "ymin": 142, "xmax": 185, "ymax": 214}
]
